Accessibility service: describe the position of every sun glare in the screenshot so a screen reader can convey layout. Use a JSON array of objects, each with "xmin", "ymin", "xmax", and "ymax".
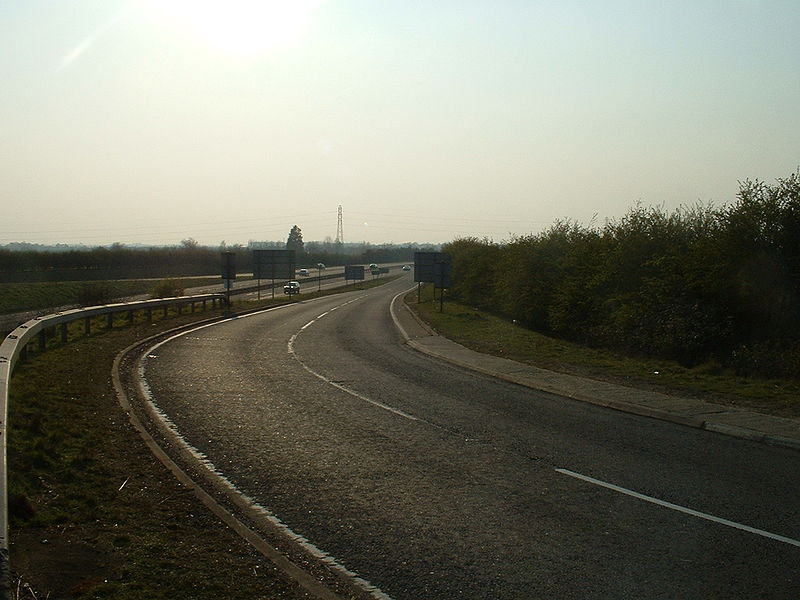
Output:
[{"xmin": 145, "ymin": 0, "xmax": 325, "ymax": 58}]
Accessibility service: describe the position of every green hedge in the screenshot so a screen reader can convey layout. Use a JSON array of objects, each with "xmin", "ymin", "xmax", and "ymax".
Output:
[{"xmin": 444, "ymin": 171, "xmax": 800, "ymax": 378}]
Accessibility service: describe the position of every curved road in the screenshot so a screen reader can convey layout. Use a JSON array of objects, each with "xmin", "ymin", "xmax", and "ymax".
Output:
[{"xmin": 140, "ymin": 274, "xmax": 800, "ymax": 599}]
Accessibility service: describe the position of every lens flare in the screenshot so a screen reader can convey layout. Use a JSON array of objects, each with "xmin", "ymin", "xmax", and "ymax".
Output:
[{"xmin": 145, "ymin": 0, "xmax": 325, "ymax": 58}]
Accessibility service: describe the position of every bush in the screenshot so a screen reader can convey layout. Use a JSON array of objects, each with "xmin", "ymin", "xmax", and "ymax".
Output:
[
  {"xmin": 441, "ymin": 170, "xmax": 800, "ymax": 378},
  {"xmin": 151, "ymin": 279, "xmax": 185, "ymax": 299},
  {"xmin": 76, "ymin": 283, "xmax": 116, "ymax": 306},
  {"xmin": 729, "ymin": 340, "xmax": 800, "ymax": 379}
]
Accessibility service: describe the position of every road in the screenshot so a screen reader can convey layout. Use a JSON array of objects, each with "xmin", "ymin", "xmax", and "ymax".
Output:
[
  {"xmin": 151, "ymin": 262, "xmax": 407, "ymax": 299},
  {"xmin": 183, "ymin": 265, "xmax": 352, "ymax": 297},
  {"xmin": 0, "ymin": 263, "xmax": 402, "ymax": 333},
  {"xmin": 139, "ymin": 274, "xmax": 800, "ymax": 599}
]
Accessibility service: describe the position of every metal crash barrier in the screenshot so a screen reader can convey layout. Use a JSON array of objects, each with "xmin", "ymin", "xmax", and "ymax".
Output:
[{"xmin": 0, "ymin": 292, "xmax": 224, "ymax": 597}]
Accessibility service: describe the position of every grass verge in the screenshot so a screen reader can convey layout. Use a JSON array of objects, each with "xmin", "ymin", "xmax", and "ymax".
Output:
[
  {"xmin": 8, "ymin": 277, "xmax": 396, "ymax": 599},
  {"xmin": 0, "ymin": 278, "xmax": 221, "ymax": 315},
  {"xmin": 406, "ymin": 286, "xmax": 800, "ymax": 419}
]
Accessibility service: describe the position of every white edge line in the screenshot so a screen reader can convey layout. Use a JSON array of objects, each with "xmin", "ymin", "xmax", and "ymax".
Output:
[
  {"xmin": 555, "ymin": 468, "xmax": 800, "ymax": 548},
  {"xmin": 139, "ymin": 301, "xmax": 396, "ymax": 600},
  {"xmin": 389, "ymin": 285, "xmax": 419, "ymax": 343}
]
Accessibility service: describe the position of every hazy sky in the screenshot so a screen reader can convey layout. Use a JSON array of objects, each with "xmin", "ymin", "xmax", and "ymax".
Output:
[{"xmin": 2, "ymin": 1, "xmax": 799, "ymax": 247}]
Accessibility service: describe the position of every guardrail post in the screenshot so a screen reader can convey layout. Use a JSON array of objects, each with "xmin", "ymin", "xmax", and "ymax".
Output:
[
  {"xmin": 0, "ymin": 292, "xmax": 224, "ymax": 600},
  {"xmin": 0, "ymin": 549, "xmax": 8, "ymax": 600},
  {"xmin": 0, "ymin": 551, "xmax": 8, "ymax": 600}
]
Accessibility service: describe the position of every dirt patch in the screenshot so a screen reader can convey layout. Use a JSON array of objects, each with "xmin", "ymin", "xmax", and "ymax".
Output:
[{"xmin": 11, "ymin": 532, "xmax": 120, "ymax": 599}]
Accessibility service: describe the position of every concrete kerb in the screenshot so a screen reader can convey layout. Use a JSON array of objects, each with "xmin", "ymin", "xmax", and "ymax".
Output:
[
  {"xmin": 702, "ymin": 422, "xmax": 766, "ymax": 443},
  {"xmin": 701, "ymin": 422, "xmax": 800, "ymax": 451},
  {"xmin": 5, "ymin": 292, "xmax": 373, "ymax": 600},
  {"xmin": 0, "ymin": 292, "xmax": 227, "ymax": 600},
  {"xmin": 406, "ymin": 336, "xmax": 707, "ymax": 428},
  {"xmin": 111, "ymin": 293, "xmax": 393, "ymax": 600},
  {"xmin": 111, "ymin": 315, "xmax": 349, "ymax": 600},
  {"xmin": 764, "ymin": 434, "xmax": 800, "ymax": 450},
  {"xmin": 395, "ymin": 295, "xmax": 800, "ymax": 453}
]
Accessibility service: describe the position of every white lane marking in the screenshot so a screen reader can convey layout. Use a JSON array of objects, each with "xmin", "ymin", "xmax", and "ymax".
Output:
[
  {"xmin": 293, "ymin": 350, "xmax": 419, "ymax": 422},
  {"xmin": 555, "ymin": 468, "xmax": 800, "ymax": 548},
  {"xmin": 147, "ymin": 297, "xmax": 304, "ymax": 349},
  {"xmin": 288, "ymin": 297, "xmax": 419, "ymax": 422},
  {"xmin": 139, "ymin": 299, "xmax": 396, "ymax": 600}
]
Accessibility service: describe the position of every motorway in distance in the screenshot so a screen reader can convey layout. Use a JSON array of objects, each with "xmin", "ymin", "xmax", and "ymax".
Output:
[
  {"xmin": 139, "ymin": 274, "xmax": 800, "ymax": 599},
  {"xmin": 186, "ymin": 263, "xmax": 403, "ymax": 299}
]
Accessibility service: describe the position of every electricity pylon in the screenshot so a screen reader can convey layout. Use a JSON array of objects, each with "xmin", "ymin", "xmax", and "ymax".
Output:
[{"xmin": 335, "ymin": 205, "xmax": 343, "ymax": 245}]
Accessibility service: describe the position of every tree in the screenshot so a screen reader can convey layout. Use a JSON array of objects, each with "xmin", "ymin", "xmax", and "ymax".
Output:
[{"xmin": 286, "ymin": 225, "xmax": 304, "ymax": 253}]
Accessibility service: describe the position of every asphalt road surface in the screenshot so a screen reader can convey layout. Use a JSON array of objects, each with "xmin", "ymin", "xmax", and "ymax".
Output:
[{"xmin": 141, "ymin": 274, "xmax": 800, "ymax": 599}]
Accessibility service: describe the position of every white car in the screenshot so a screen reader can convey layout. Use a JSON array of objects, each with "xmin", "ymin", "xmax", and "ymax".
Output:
[
  {"xmin": 298, "ymin": 268, "xmax": 310, "ymax": 276},
  {"xmin": 402, "ymin": 264, "xmax": 411, "ymax": 271},
  {"xmin": 283, "ymin": 281, "xmax": 300, "ymax": 295}
]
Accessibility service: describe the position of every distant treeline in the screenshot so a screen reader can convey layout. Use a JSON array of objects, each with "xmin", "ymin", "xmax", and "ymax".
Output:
[
  {"xmin": 0, "ymin": 241, "xmax": 436, "ymax": 283},
  {"xmin": 444, "ymin": 172, "xmax": 800, "ymax": 379}
]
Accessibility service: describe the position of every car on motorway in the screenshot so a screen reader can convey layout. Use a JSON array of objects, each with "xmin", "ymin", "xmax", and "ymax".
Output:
[
  {"xmin": 298, "ymin": 268, "xmax": 310, "ymax": 276},
  {"xmin": 402, "ymin": 264, "xmax": 411, "ymax": 271},
  {"xmin": 369, "ymin": 263, "xmax": 378, "ymax": 269},
  {"xmin": 283, "ymin": 280, "xmax": 300, "ymax": 295},
  {"xmin": 317, "ymin": 263, "xmax": 326, "ymax": 270}
]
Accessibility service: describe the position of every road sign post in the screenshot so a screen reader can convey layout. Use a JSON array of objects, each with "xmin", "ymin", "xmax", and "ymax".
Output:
[
  {"xmin": 344, "ymin": 265, "xmax": 365, "ymax": 287},
  {"xmin": 221, "ymin": 251, "xmax": 236, "ymax": 307},
  {"xmin": 253, "ymin": 249, "xmax": 296, "ymax": 300},
  {"xmin": 414, "ymin": 252, "xmax": 452, "ymax": 312}
]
